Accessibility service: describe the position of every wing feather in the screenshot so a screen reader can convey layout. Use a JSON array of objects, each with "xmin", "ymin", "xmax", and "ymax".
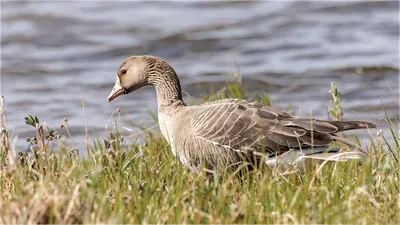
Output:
[
  {"xmin": 279, "ymin": 118, "xmax": 338, "ymax": 133},
  {"xmin": 189, "ymin": 98, "xmax": 374, "ymax": 159},
  {"xmin": 299, "ymin": 131, "xmax": 333, "ymax": 146}
]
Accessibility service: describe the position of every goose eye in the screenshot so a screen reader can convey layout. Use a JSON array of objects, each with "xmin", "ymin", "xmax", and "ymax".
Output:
[{"xmin": 121, "ymin": 70, "xmax": 127, "ymax": 75}]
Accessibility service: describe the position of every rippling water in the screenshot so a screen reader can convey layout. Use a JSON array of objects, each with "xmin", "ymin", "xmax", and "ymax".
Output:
[{"xmin": 1, "ymin": 1, "xmax": 399, "ymax": 150}]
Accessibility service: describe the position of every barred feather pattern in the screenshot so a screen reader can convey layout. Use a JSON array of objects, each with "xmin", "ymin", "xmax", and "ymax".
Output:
[{"xmin": 168, "ymin": 99, "xmax": 376, "ymax": 173}]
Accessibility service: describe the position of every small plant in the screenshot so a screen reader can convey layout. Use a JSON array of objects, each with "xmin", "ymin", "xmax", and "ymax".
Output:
[
  {"xmin": 25, "ymin": 115, "xmax": 60, "ymax": 153},
  {"xmin": 60, "ymin": 117, "xmax": 79, "ymax": 155},
  {"xmin": 254, "ymin": 92, "xmax": 272, "ymax": 106},
  {"xmin": 329, "ymin": 82, "xmax": 343, "ymax": 121},
  {"xmin": 0, "ymin": 96, "xmax": 9, "ymax": 155}
]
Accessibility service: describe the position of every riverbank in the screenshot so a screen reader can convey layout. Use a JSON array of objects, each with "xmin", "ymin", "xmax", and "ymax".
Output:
[{"xmin": 0, "ymin": 82, "xmax": 398, "ymax": 224}]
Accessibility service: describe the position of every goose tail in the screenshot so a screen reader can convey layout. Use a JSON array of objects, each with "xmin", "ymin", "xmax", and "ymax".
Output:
[{"xmin": 326, "ymin": 120, "xmax": 377, "ymax": 132}]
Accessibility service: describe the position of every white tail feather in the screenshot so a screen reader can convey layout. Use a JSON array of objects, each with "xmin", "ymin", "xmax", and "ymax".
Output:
[{"xmin": 265, "ymin": 147, "xmax": 366, "ymax": 171}]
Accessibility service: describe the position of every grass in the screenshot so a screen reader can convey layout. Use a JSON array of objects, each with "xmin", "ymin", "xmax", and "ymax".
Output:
[{"xmin": 0, "ymin": 79, "xmax": 399, "ymax": 224}]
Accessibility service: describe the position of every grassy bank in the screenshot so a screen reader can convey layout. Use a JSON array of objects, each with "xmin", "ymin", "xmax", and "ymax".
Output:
[{"xmin": 0, "ymin": 81, "xmax": 399, "ymax": 224}]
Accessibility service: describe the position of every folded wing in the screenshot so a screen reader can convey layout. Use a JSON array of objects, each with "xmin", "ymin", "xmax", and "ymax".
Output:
[{"xmin": 192, "ymin": 99, "xmax": 376, "ymax": 156}]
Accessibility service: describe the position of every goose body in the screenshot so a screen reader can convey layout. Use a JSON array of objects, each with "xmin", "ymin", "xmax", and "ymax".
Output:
[{"xmin": 108, "ymin": 55, "xmax": 376, "ymax": 173}]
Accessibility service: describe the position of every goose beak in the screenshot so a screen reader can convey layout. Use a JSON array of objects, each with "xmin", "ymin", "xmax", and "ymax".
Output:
[{"xmin": 107, "ymin": 80, "xmax": 124, "ymax": 102}]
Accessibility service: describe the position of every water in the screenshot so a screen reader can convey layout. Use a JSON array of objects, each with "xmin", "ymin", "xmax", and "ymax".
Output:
[{"xmin": 1, "ymin": 1, "xmax": 399, "ymax": 150}]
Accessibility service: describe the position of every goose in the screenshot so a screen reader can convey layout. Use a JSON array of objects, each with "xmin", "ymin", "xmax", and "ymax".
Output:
[{"xmin": 107, "ymin": 55, "xmax": 376, "ymax": 173}]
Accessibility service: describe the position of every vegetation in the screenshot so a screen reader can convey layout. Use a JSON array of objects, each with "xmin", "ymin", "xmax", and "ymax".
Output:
[{"xmin": 0, "ymin": 80, "xmax": 398, "ymax": 224}]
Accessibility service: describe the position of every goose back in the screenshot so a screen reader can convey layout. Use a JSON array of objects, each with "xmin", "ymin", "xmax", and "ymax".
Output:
[{"xmin": 160, "ymin": 98, "xmax": 375, "ymax": 173}]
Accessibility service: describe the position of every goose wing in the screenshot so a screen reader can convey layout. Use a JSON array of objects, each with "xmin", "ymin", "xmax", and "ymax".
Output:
[{"xmin": 192, "ymin": 99, "xmax": 374, "ymax": 155}]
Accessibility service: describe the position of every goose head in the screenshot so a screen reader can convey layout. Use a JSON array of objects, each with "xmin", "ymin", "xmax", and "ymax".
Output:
[
  {"xmin": 108, "ymin": 55, "xmax": 183, "ymax": 105},
  {"xmin": 107, "ymin": 56, "xmax": 151, "ymax": 102}
]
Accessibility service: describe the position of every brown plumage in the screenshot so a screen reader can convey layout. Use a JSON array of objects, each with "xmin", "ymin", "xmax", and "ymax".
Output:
[{"xmin": 108, "ymin": 55, "xmax": 376, "ymax": 173}]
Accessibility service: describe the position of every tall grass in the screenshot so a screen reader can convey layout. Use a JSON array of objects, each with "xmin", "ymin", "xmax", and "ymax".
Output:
[{"xmin": 0, "ymin": 81, "xmax": 398, "ymax": 224}]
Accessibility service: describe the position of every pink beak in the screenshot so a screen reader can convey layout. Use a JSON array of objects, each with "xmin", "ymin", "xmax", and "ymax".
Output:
[{"xmin": 107, "ymin": 80, "xmax": 124, "ymax": 102}]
